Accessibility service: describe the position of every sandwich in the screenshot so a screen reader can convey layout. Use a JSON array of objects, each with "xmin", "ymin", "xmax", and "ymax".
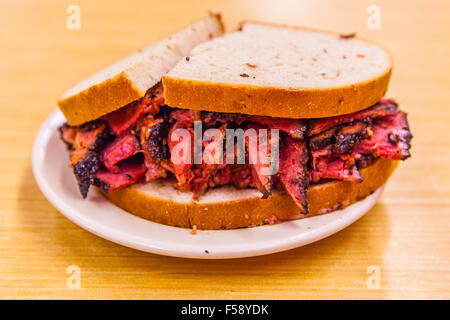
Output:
[{"xmin": 58, "ymin": 18, "xmax": 412, "ymax": 230}]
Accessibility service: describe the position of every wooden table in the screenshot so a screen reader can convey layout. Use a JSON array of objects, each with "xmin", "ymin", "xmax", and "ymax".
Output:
[{"xmin": 1, "ymin": 0, "xmax": 449, "ymax": 299}]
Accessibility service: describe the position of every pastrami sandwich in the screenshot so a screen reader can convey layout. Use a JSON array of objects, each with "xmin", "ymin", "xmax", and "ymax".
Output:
[{"xmin": 58, "ymin": 18, "xmax": 412, "ymax": 230}]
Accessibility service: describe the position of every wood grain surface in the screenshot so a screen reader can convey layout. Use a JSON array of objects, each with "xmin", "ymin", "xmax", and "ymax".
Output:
[{"xmin": 1, "ymin": 0, "xmax": 449, "ymax": 299}]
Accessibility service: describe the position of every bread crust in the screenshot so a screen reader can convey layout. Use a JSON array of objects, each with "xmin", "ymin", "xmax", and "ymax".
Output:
[
  {"xmin": 162, "ymin": 69, "xmax": 391, "ymax": 119},
  {"xmin": 163, "ymin": 20, "xmax": 393, "ymax": 119},
  {"xmin": 58, "ymin": 73, "xmax": 144, "ymax": 126},
  {"xmin": 57, "ymin": 13, "xmax": 224, "ymax": 126},
  {"xmin": 105, "ymin": 158, "xmax": 398, "ymax": 230}
]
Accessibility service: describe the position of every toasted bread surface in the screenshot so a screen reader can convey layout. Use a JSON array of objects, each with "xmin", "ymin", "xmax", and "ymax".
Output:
[
  {"xmin": 104, "ymin": 158, "xmax": 398, "ymax": 230},
  {"xmin": 163, "ymin": 21, "xmax": 392, "ymax": 118},
  {"xmin": 58, "ymin": 14, "xmax": 224, "ymax": 126}
]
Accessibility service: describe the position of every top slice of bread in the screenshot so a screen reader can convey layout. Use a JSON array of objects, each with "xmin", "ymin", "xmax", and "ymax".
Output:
[
  {"xmin": 163, "ymin": 21, "xmax": 393, "ymax": 119},
  {"xmin": 58, "ymin": 14, "xmax": 224, "ymax": 126}
]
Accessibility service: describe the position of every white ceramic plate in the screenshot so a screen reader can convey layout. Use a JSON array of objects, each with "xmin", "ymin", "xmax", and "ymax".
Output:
[{"xmin": 32, "ymin": 110, "xmax": 384, "ymax": 259}]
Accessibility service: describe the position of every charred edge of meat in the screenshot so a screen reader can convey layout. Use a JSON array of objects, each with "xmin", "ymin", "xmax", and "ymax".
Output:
[
  {"xmin": 260, "ymin": 177, "xmax": 273, "ymax": 199},
  {"xmin": 78, "ymin": 120, "xmax": 103, "ymax": 132},
  {"xmin": 333, "ymin": 122, "xmax": 369, "ymax": 153},
  {"xmin": 307, "ymin": 100, "xmax": 400, "ymax": 136},
  {"xmin": 147, "ymin": 121, "xmax": 169, "ymax": 161},
  {"xmin": 309, "ymin": 127, "xmax": 338, "ymax": 150},
  {"xmin": 58, "ymin": 124, "xmax": 73, "ymax": 150},
  {"xmin": 299, "ymin": 121, "xmax": 309, "ymax": 139},
  {"xmin": 279, "ymin": 133, "xmax": 310, "ymax": 215},
  {"xmin": 59, "ymin": 121, "xmax": 112, "ymax": 152},
  {"xmin": 252, "ymin": 165, "xmax": 273, "ymax": 199},
  {"xmin": 73, "ymin": 151, "xmax": 101, "ymax": 198},
  {"xmin": 374, "ymin": 113, "xmax": 413, "ymax": 160},
  {"xmin": 400, "ymin": 114, "xmax": 413, "ymax": 159},
  {"xmin": 309, "ymin": 121, "xmax": 369, "ymax": 153},
  {"xmin": 402, "ymin": 144, "xmax": 412, "ymax": 160},
  {"xmin": 295, "ymin": 178, "xmax": 309, "ymax": 215},
  {"xmin": 356, "ymin": 154, "xmax": 375, "ymax": 169},
  {"xmin": 382, "ymin": 99, "xmax": 399, "ymax": 109},
  {"xmin": 201, "ymin": 111, "xmax": 247, "ymax": 126},
  {"xmin": 392, "ymin": 135, "xmax": 412, "ymax": 160},
  {"xmin": 93, "ymin": 177, "xmax": 111, "ymax": 194},
  {"xmin": 391, "ymin": 114, "xmax": 413, "ymax": 150},
  {"xmin": 157, "ymin": 105, "xmax": 173, "ymax": 121},
  {"xmin": 296, "ymin": 134, "xmax": 310, "ymax": 215},
  {"xmin": 298, "ymin": 151, "xmax": 310, "ymax": 215},
  {"xmin": 387, "ymin": 132, "xmax": 400, "ymax": 145},
  {"xmin": 90, "ymin": 126, "xmax": 114, "ymax": 152}
]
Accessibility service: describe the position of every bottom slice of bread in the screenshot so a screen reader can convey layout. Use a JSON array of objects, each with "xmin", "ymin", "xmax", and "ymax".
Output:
[{"xmin": 104, "ymin": 158, "xmax": 398, "ymax": 230}]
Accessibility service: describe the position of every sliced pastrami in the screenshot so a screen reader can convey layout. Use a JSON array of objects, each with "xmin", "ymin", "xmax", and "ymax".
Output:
[
  {"xmin": 355, "ymin": 154, "xmax": 375, "ymax": 169},
  {"xmin": 201, "ymin": 111, "xmax": 247, "ymax": 127},
  {"xmin": 278, "ymin": 134, "xmax": 309, "ymax": 214},
  {"xmin": 143, "ymin": 160, "xmax": 167, "ymax": 182},
  {"xmin": 191, "ymin": 127, "xmax": 228, "ymax": 198},
  {"xmin": 77, "ymin": 122, "xmax": 108, "ymax": 147},
  {"xmin": 167, "ymin": 123, "xmax": 195, "ymax": 190},
  {"xmin": 104, "ymin": 100, "xmax": 147, "ymax": 136},
  {"xmin": 310, "ymin": 157, "xmax": 362, "ymax": 183},
  {"xmin": 308, "ymin": 99, "xmax": 399, "ymax": 136},
  {"xmin": 60, "ymin": 95, "xmax": 412, "ymax": 207},
  {"xmin": 310, "ymin": 121, "xmax": 370, "ymax": 154},
  {"xmin": 94, "ymin": 162, "xmax": 147, "ymax": 192},
  {"xmin": 210, "ymin": 166, "xmax": 233, "ymax": 187},
  {"xmin": 103, "ymin": 85, "xmax": 165, "ymax": 136},
  {"xmin": 138, "ymin": 116, "xmax": 169, "ymax": 182},
  {"xmin": 73, "ymin": 151, "xmax": 102, "ymax": 198},
  {"xmin": 230, "ymin": 166, "xmax": 255, "ymax": 189},
  {"xmin": 166, "ymin": 109, "xmax": 206, "ymax": 192},
  {"xmin": 309, "ymin": 112, "xmax": 411, "ymax": 183},
  {"xmin": 353, "ymin": 112, "xmax": 412, "ymax": 160},
  {"xmin": 146, "ymin": 120, "xmax": 170, "ymax": 162},
  {"xmin": 59, "ymin": 124, "xmax": 77, "ymax": 150},
  {"xmin": 191, "ymin": 163, "xmax": 223, "ymax": 199},
  {"xmin": 335, "ymin": 121, "xmax": 369, "ymax": 153},
  {"xmin": 245, "ymin": 124, "xmax": 274, "ymax": 199},
  {"xmin": 101, "ymin": 134, "xmax": 140, "ymax": 173},
  {"xmin": 64, "ymin": 122, "xmax": 109, "ymax": 164},
  {"xmin": 309, "ymin": 127, "xmax": 337, "ymax": 151},
  {"xmin": 59, "ymin": 122, "xmax": 112, "ymax": 198},
  {"xmin": 147, "ymin": 83, "xmax": 165, "ymax": 114},
  {"xmin": 191, "ymin": 165, "xmax": 215, "ymax": 199},
  {"xmin": 247, "ymin": 115, "xmax": 307, "ymax": 139},
  {"xmin": 169, "ymin": 109, "xmax": 201, "ymax": 127}
]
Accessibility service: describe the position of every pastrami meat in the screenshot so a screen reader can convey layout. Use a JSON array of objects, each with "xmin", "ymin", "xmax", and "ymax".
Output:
[
  {"xmin": 59, "ymin": 87, "xmax": 412, "ymax": 213},
  {"xmin": 308, "ymin": 99, "xmax": 412, "ymax": 183}
]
